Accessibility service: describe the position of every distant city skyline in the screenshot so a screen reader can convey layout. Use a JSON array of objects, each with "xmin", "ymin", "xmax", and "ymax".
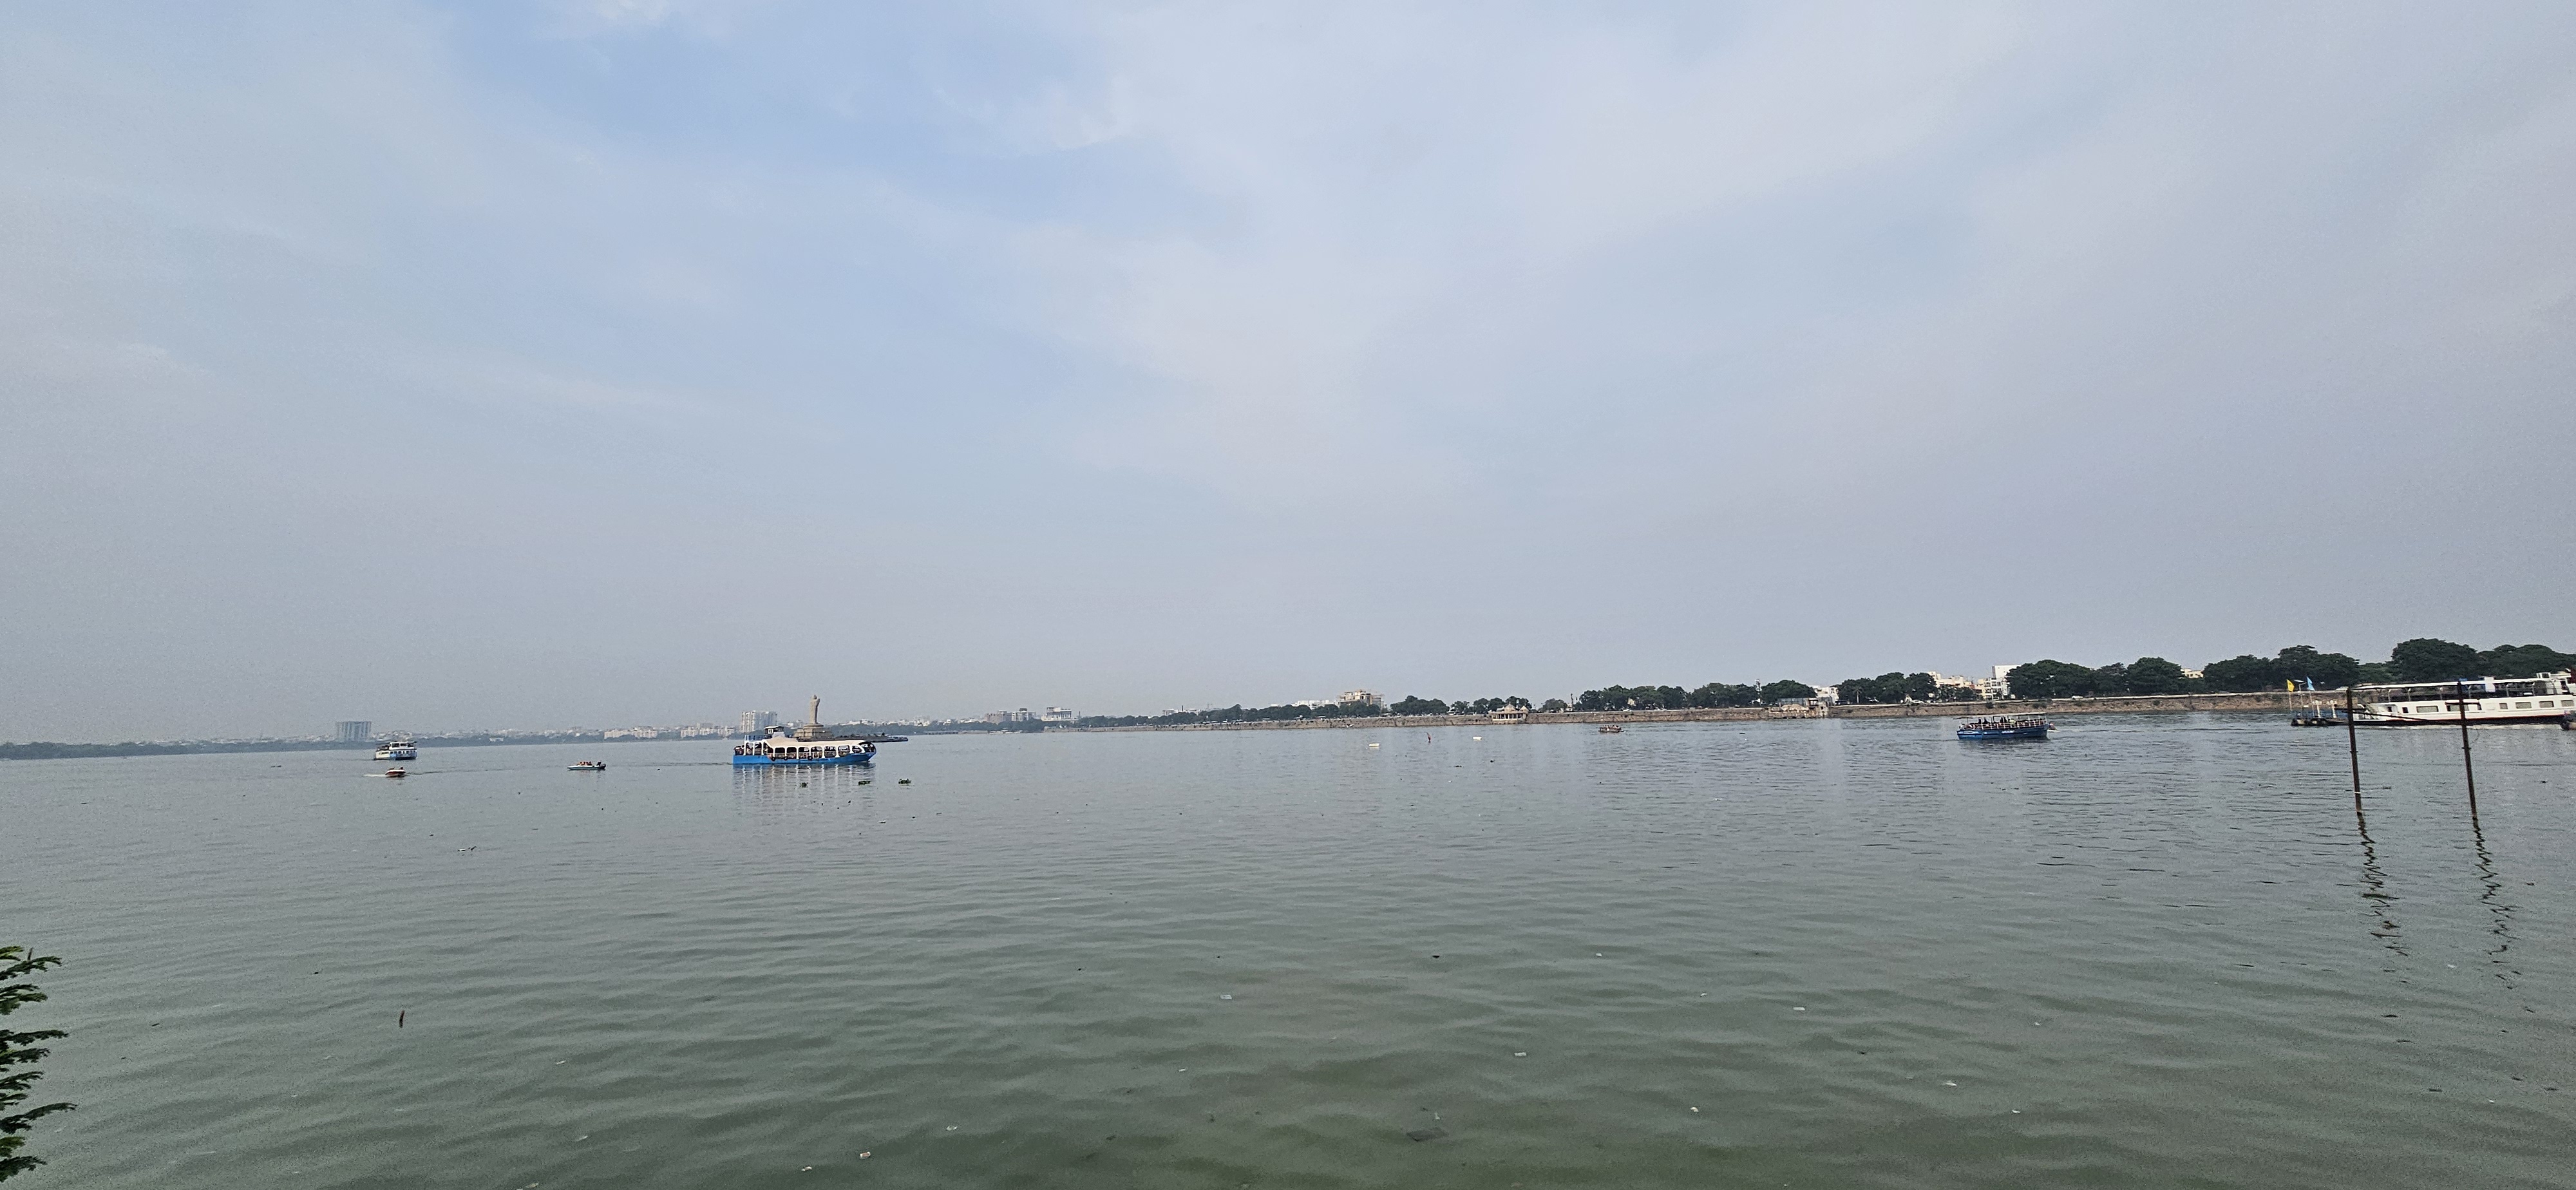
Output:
[{"xmin": 6, "ymin": 4, "xmax": 2571, "ymax": 742}]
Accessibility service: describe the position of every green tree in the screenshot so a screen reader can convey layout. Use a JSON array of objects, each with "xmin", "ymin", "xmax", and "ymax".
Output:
[
  {"xmin": 2272, "ymin": 646, "xmax": 2362, "ymax": 689},
  {"xmin": 2125, "ymin": 657, "xmax": 2190, "ymax": 695},
  {"xmin": 1835, "ymin": 674, "xmax": 1900, "ymax": 705},
  {"xmin": 2005, "ymin": 660, "xmax": 2096, "ymax": 699},
  {"xmin": 1760, "ymin": 680, "xmax": 1817, "ymax": 703},
  {"xmin": 1390, "ymin": 696, "xmax": 1448, "ymax": 715},
  {"xmin": 2477, "ymin": 643, "xmax": 2575, "ymax": 677},
  {"xmin": 1539, "ymin": 699, "xmax": 1567, "ymax": 712},
  {"xmin": 1689, "ymin": 683, "xmax": 1760, "ymax": 708},
  {"xmin": 1, "ymin": 946, "xmax": 72, "ymax": 1182},
  {"xmin": 2389, "ymin": 638, "xmax": 2483, "ymax": 683},
  {"xmin": 2200, "ymin": 654, "xmax": 2284, "ymax": 692}
]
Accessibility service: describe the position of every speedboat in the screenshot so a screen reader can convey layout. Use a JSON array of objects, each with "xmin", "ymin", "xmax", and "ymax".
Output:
[
  {"xmin": 382, "ymin": 768, "xmax": 407, "ymax": 778},
  {"xmin": 569, "ymin": 760, "xmax": 607, "ymax": 771},
  {"xmin": 1958, "ymin": 716, "xmax": 2049, "ymax": 741}
]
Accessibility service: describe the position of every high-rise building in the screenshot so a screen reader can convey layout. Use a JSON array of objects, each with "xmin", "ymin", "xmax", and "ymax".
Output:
[
  {"xmin": 334, "ymin": 720, "xmax": 372, "ymax": 742},
  {"xmin": 739, "ymin": 710, "xmax": 779, "ymax": 735}
]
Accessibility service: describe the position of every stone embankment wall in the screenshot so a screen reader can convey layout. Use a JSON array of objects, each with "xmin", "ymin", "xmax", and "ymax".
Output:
[{"xmin": 1077, "ymin": 690, "xmax": 2328, "ymax": 732}]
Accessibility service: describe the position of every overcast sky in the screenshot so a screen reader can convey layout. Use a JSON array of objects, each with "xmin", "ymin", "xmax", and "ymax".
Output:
[{"xmin": 5, "ymin": 2, "xmax": 2572, "ymax": 741}]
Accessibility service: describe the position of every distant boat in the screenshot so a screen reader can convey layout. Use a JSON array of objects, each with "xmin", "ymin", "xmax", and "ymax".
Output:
[
  {"xmin": 569, "ymin": 760, "xmax": 607, "ymax": 771},
  {"xmin": 375, "ymin": 739, "xmax": 418, "ymax": 760},
  {"xmin": 1597, "ymin": 725, "xmax": 1623, "ymax": 733},
  {"xmin": 382, "ymin": 768, "xmax": 407, "ymax": 778},
  {"xmin": 1958, "ymin": 716, "xmax": 2049, "ymax": 741}
]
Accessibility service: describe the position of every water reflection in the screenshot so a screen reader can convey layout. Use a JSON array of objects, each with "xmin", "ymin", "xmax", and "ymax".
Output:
[
  {"xmin": 730, "ymin": 762, "xmax": 876, "ymax": 812},
  {"xmin": 2353, "ymin": 805, "xmax": 2403, "ymax": 955},
  {"xmin": 2470, "ymin": 816, "xmax": 2517, "ymax": 987}
]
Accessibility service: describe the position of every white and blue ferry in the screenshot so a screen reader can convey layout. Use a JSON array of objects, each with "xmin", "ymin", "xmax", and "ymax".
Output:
[{"xmin": 732, "ymin": 697, "xmax": 876, "ymax": 766}]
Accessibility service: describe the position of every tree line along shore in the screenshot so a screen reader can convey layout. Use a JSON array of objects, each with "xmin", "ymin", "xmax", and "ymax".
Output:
[{"xmin": 1070, "ymin": 636, "xmax": 2568, "ymax": 730}]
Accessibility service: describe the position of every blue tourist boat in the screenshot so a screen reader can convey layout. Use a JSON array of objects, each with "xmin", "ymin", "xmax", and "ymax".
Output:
[
  {"xmin": 732, "ymin": 696, "xmax": 876, "ymax": 766},
  {"xmin": 1957, "ymin": 715, "xmax": 2049, "ymax": 741}
]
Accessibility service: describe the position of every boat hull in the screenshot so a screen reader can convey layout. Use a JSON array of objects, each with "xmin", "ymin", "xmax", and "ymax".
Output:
[{"xmin": 732, "ymin": 753, "xmax": 872, "ymax": 766}]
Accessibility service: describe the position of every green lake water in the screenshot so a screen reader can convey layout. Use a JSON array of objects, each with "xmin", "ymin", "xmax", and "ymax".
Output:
[{"xmin": 6, "ymin": 716, "xmax": 2572, "ymax": 1187}]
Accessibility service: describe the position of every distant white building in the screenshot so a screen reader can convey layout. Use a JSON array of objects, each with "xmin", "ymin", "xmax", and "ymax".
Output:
[
  {"xmin": 1039, "ymin": 706, "xmax": 1078, "ymax": 723},
  {"xmin": 1979, "ymin": 665, "xmax": 2023, "ymax": 699},
  {"xmin": 739, "ymin": 710, "xmax": 779, "ymax": 735},
  {"xmin": 1339, "ymin": 689, "xmax": 1383, "ymax": 708}
]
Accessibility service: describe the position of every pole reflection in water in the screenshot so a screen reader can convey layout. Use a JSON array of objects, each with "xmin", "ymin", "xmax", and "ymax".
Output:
[
  {"xmin": 2353, "ymin": 804, "xmax": 2403, "ymax": 956},
  {"xmin": 2469, "ymin": 815, "xmax": 2517, "ymax": 988}
]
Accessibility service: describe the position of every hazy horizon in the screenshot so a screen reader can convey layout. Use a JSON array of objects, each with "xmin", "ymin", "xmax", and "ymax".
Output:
[{"xmin": 6, "ymin": 3, "xmax": 2573, "ymax": 743}]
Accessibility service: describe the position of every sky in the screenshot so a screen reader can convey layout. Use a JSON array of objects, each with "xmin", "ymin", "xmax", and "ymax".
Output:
[{"xmin": 4, "ymin": 1, "xmax": 2573, "ymax": 741}]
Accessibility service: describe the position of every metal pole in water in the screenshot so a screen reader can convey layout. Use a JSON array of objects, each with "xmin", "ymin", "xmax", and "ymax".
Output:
[
  {"xmin": 2454, "ymin": 679, "xmax": 2478, "ymax": 817},
  {"xmin": 2345, "ymin": 686, "xmax": 2361, "ymax": 802}
]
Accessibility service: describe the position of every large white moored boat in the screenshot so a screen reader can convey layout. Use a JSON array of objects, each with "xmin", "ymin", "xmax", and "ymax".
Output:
[{"xmin": 2346, "ymin": 673, "xmax": 2576, "ymax": 726}]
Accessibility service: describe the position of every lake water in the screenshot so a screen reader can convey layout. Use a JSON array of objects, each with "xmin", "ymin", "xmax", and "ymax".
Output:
[{"xmin": 6, "ymin": 717, "xmax": 2573, "ymax": 1188}]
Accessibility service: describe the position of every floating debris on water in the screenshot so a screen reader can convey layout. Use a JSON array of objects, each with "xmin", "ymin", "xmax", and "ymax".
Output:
[{"xmin": 1405, "ymin": 1127, "xmax": 1448, "ymax": 1142}]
